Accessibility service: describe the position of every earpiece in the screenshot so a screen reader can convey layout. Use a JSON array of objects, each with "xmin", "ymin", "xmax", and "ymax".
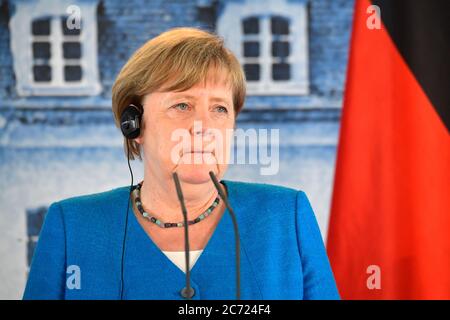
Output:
[{"xmin": 120, "ymin": 103, "xmax": 143, "ymax": 139}]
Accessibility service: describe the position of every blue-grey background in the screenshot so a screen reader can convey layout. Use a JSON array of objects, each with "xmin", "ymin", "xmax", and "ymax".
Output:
[{"xmin": 0, "ymin": 0, "xmax": 354, "ymax": 299}]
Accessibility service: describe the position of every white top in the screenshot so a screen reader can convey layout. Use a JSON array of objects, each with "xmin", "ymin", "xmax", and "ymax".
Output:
[{"xmin": 161, "ymin": 250, "xmax": 204, "ymax": 273}]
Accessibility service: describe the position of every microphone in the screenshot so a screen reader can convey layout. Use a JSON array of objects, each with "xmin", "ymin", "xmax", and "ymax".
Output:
[
  {"xmin": 209, "ymin": 171, "xmax": 241, "ymax": 300},
  {"xmin": 172, "ymin": 172, "xmax": 195, "ymax": 299}
]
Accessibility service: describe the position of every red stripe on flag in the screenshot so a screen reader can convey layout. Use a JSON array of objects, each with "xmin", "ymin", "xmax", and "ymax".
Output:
[{"xmin": 327, "ymin": 0, "xmax": 450, "ymax": 299}]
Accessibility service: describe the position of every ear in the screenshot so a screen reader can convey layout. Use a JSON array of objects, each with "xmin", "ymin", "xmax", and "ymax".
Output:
[{"xmin": 134, "ymin": 106, "xmax": 144, "ymax": 144}]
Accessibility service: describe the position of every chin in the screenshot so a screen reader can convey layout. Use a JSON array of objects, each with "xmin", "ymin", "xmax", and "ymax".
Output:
[
  {"xmin": 176, "ymin": 163, "xmax": 218, "ymax": 184},
  {"xmin": 174, "ymin": 153, "xmax": 222, "ymax": 184}
]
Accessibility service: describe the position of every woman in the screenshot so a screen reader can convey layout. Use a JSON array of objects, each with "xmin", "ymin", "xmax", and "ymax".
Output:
[{"xmin": 23, "ymin": 27, "xmax": 339, "ymax": 300}]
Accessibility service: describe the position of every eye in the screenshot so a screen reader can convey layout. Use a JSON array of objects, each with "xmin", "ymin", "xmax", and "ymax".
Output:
[
  {"xmin": 215, "ymin": 105, "xmax": 228, "ymax": 113},
  {"xmin": 173, "ymin": 102, "xmax": 190, "ymax": 111}
]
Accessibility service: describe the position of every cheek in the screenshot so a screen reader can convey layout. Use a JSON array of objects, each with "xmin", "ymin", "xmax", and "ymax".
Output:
[
  {"xmin": 207, "ymin": 128, "xmax": 233, "ymax": 165},
  {"xmin": 141, "ymin": 118, "xmax": 173, "ymax": 156},
  {"xmin": 156, "ymin": 125, "xmax": 184, "ymax": 165}
]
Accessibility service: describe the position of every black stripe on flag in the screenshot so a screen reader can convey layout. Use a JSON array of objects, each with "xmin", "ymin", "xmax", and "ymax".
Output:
[{"xmin": 372, "ymin": 0, "xmax": 450, "ymax": 132}]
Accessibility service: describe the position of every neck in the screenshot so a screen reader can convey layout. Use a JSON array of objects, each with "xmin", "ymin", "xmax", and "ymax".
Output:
[{"xmin": 138, "ymin": 169, "xmax": 221, "ymax": 222}]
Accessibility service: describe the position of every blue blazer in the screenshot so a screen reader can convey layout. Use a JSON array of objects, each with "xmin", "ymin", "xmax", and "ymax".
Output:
[{"xmin": 23, "ymin": 180, "xmax": 339, "ymax": 300}]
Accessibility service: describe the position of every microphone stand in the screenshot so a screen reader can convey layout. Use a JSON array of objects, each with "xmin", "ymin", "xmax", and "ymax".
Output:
[
  {"xmin": 209, "ymin": 171, "xmax": 241, "ymax": 300},
  {"xmin": 172, "ymin": 171, "xmax": 241, "ymax": 300},
  {"xmin": 172, "ymin": 172, "xmax": 195, "ymax": 299}
]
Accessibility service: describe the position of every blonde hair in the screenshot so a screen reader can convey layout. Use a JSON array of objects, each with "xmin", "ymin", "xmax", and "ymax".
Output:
[{"xmin": 112, "ymin": 27, "xmax": 247, "ymax": 160}]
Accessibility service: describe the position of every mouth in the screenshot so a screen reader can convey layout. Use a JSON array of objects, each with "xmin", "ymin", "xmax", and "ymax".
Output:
[
  {"xmin": 177, "ymin": 149, "xmax": 218, "ymax": 165},
  {"xmin": 183, "ymin": 149, "xmax": 213, "ymax": 154}
]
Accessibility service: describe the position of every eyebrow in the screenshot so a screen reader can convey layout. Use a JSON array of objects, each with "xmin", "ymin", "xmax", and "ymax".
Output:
[{"xmin": 169, "ymin": 93, "xmax": 232, "ymax": 105}]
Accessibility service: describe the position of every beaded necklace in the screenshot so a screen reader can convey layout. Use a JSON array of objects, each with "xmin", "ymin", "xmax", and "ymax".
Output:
[{"xmin": 132, "ymin": 181, "xmax": 220, "ymax": 228}]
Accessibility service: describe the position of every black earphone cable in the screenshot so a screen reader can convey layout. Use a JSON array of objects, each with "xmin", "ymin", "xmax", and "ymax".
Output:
[{"xmin": 120, "ymin": 140, "xmax": 133, "ymax": 299}]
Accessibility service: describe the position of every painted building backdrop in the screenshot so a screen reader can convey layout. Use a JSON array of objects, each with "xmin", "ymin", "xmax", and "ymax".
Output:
[{"xmin": 0, "ymin": 0, "xmax": 354, "ymax": 299}]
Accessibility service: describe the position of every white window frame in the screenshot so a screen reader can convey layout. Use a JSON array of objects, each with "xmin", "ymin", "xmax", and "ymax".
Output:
[
  {"xmin": 217, "ymin": 0, "xmax": 309, "ymax": 95},
  {"xmin": 9, "ymin": 0, "xmax": 101, "ymax": 96}
]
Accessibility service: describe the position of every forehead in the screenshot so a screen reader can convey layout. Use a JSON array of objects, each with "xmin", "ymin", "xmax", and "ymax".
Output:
[
  {"xmin": 170, "ymin": 83, "xmax": 230, "ymax": 99},
  {"xmin": 163, "ymin": 70, "xmax": 232, "ymax": 101}
]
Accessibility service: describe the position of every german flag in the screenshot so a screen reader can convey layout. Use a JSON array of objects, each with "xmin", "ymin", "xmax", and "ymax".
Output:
[{"xmin": 327, "ymin": 0, "xmax": 450, "ymax": 299}]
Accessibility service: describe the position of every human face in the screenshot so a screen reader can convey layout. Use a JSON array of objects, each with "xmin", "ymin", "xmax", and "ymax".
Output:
[{"xmin": 136, "ymin": 71, "xmax": 235, "ymax": 185}]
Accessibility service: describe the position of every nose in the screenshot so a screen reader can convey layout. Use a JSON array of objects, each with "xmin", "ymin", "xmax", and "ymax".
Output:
[
  {"xmin": 189, "ymin": 108, "xmax": 213, "ymax": 137},
  {"xmin": 190, "ymin": 120, "xmax": 212, "ymax": 138}
]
